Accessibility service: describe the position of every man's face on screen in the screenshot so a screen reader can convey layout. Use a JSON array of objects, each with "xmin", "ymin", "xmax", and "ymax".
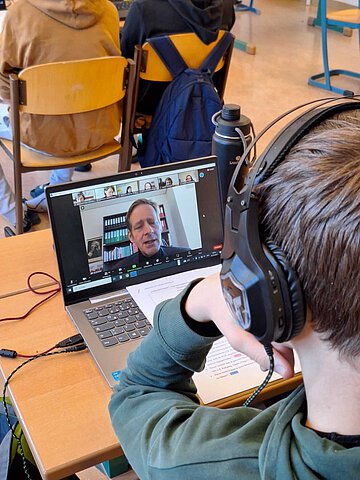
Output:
[{"xmin": 128, "ymin": 204, "xmax": 162, "ymax": 257}]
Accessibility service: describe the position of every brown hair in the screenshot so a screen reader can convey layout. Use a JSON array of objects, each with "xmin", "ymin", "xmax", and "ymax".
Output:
[
  {"xmin": 126, "ymin": 198, "xmax": 159, "ymax": 230},
  {"xmin": 256, "ymin": 108, "xmax": 360, "ymax": 358}
]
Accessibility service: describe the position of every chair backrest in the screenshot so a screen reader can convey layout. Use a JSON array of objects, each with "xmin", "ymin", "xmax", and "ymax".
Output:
[
  {"xmin": 138, "ymin": 30, "xmax": 233, "ymax": 83},
  {"xmin": 8, "ymin": 56, "xmax": 135, "ymax": 171},
  {"xmin": 15, "ymin": 56, "xmax": 129, "ymax": 115},
  {"xmin": 131, "ymin": 30, "xmax": 234, "ymax": 130}
]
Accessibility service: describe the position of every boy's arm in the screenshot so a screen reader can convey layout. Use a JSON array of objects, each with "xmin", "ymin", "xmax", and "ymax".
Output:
[
  {"xmin": 120, "ymin": 3, "xmax": 146, "ymax": 59},
  {"xmin": 109, "ymin": 275, "xmax": 294, "ymax": 479}
]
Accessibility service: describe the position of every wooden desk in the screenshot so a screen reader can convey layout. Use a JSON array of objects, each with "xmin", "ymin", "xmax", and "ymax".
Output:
[
  {"xmin": 0, "ymin": 229, "xmax": 302, "ymax": 479},
  {"xmin": 0, "ymin": 229, "xmax": 59, "ymax": 299},
  {"xmin": 0, "ymin": 292, "xmax": 122, "ymax": 480},
  {"xmin": 208, "ymin": 373, "xmax": 302, "ymax": 408}
]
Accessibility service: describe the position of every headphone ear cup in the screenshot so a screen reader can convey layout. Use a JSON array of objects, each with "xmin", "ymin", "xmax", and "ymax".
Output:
[{"xmin": 265, "ymin": 241, "xmax": 306, "ymax": 341}]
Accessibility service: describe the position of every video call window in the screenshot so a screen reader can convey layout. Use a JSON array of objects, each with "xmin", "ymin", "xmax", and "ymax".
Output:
[
  {"xmin": 48, "ymin": 160, "xmax": 221, "ymax": 298},
  {"xmin": 79, "ymin": 175, "xmax": 203, "ymax": 276}
]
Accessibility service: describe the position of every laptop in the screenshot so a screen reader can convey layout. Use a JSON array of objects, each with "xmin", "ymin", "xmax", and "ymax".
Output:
[{"xmin": 46, "ymin": 156, "xmax": 224, "ymax": 387}]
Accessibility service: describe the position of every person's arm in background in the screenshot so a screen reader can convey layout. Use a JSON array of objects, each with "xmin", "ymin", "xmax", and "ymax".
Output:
[
  {"xmin": 221, "ymin": 0, "xmax": 236, "ymax": 30},
  {"xmin": 0, "ymin": 10, "xmax": 21, "ymax": 101},
  {"xmin": 109, "ymin": 274, "xmax": 294, "ymax": 479},
  {"xmin": 120, "ymin": 2, "xmax": 147, "ymax": 58}
]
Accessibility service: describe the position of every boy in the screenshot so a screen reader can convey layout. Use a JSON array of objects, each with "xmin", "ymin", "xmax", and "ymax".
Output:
[{"xmin": 109, "ymin": 103, "xmax": 360, "ymax": 479}]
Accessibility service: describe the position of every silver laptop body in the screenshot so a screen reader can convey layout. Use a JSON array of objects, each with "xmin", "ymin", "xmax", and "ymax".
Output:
[{"xmin": 46, "ymin": 157, "xmax": 223, "ymax": 387}]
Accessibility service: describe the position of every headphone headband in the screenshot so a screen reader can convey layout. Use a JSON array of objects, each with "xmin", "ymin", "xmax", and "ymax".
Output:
[{"xmin": 227, "ymin": 97, "xmax": 360, "ymax": 231}]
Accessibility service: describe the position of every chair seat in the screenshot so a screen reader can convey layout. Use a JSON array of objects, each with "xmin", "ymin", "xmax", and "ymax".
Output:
[
  {"xmin": 327, "ymin": 9, "xmax": 360, "ymax": 25},
  {"xmin": 1, "ymin": 138, "xmax": 121, "ymax": 169}
]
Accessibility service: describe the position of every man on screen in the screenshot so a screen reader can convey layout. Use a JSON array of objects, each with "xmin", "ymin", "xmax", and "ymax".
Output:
[{"xmin": 107, "ymin": 199, "xmax": 188, "ymax": 270}]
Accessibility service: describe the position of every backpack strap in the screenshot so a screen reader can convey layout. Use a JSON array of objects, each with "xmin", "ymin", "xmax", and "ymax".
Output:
[
  {"xmin": 0, "ymin": 429, "xmax": 12, "ymax": 480},
  {"xmin": 0, "ymin": 399, "xmax": 17, "ymax": 480},
  {"xmin": 201, "ymin": 31, "xmax": 233, "ymax": 74},
  {"xmin": 147, "ymin": 36, "xmax": 188, "ymax": 79}
]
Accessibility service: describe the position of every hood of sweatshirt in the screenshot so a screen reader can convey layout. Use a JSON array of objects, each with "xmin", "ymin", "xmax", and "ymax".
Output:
[
  {"xmin": 259, "ymin": 386, "xmax": 360, "ymax": 479},
  {"xmin": 168, "ymin": 0, "xmax": 223, "ymax": 44},
  {"xmin": 26, "ymin": 0, "xmax": 104, "ymax": 29}
]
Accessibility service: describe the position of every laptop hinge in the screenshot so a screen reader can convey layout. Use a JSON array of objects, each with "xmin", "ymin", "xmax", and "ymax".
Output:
[{"xmin": 88, "ymin": 289, "xmax": 128, "ymax": 304}]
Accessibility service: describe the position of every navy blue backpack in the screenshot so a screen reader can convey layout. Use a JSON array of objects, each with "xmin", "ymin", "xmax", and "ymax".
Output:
[{"xmin": 137, "ymin": 32, "xmax": 233, "ymax": 168}]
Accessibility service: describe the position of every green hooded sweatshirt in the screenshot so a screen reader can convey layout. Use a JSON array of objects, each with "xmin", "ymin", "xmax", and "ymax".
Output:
[{"xmin": 109, "ymin": 283, "xmax": 360, "ymax": 479}]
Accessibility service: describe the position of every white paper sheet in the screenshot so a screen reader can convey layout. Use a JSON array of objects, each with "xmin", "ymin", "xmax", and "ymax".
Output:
[
  {"xmin": 126, "ymin": 265, "xmax": 221, "ymax": 324},
  {"xmin": 127, "ymin": 267, "xmax": 301, "ymax": 404},
  {"xmin": 194, "ymin": 339, "xmax": 301, "ymax": 403}
]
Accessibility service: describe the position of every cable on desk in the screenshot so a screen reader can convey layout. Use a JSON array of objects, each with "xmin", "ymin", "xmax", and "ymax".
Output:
[
  {"xmin": 2, "ymin": 344, "xmax": 88, "ymax": 480},
  {"xmin": 0, "ymin": 333, "xmax": 85, "ymax": 358},
  {"xmin": 0, "ymin": 271, "xmax": 61, "ymax": 322}
]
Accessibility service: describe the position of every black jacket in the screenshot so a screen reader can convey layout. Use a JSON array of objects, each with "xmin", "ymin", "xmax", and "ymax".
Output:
[
  {"xmin": 121, "ymin": 0, "xmax": 235, "ymax": 115},
  {"xmin": 105, "ymin": 245, "xmax": 189, "ymax": 271},
  {"xmin": 121, "ymin": 0, "xmax": 235, "ymax": 59}
]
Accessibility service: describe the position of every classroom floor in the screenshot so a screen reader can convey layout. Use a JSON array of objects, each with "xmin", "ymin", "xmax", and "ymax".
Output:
[{"xmin": 1, "ymin": 0, "xmax": 359, "ymax": 477}]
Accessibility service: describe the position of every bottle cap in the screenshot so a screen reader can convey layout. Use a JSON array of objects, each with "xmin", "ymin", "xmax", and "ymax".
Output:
[
  {"xmin": 221, "ymin": 104, "xmax": 241, "ymax": 121},
  {"xmin": 215, "ymin": 104, "xmax": 251, "ymax": 137}
]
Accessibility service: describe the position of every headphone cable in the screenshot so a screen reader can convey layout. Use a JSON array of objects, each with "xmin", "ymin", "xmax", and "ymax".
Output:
[
  {"xmin": 243, "ymin": 344, "xmax": 274, "ymax": 407},
  {"xmin": 2, "ymin": 344, "xmax": 87, "ymax": 480}
]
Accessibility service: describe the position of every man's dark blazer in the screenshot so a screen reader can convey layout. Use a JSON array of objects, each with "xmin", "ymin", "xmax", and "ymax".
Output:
[{"xmin": 104, "ymin": 245, "xmax": 189, "ymax": 271}]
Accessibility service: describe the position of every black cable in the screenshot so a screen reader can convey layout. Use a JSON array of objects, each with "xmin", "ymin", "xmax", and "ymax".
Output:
[
  {"xmin": 56, "ymin": 333, "xmax": 84, "ymax": 348},
  {"xmin": 0, "ymin": 334, "xmax": 85, "ymax": 359},
  {"xmin": 243, "ymin": 344, "xmax": 274, "ymax": 407},
  {"xmin": 2, "ymin": 344, "xmax": 87, "ymax": 480}
]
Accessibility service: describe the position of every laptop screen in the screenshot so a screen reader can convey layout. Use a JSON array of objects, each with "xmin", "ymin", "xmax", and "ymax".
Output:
[{"xmin": 46, "ymin": 157, "xmax": 223, "ymax": 305}]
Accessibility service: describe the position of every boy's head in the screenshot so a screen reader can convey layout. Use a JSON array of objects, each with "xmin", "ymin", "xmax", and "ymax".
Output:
[{"xmin": 256, "ymin": 107, "xmax": 360, "ymax": 359}]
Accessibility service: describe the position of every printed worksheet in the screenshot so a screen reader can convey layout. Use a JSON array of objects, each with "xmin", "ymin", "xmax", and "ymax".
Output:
[
  {"xmin": 127, "ymin": 265, "xmax": 220, "ymax": 323},
  {"xmin": 127, "ymin": 267, "xmax": 301, "ymax": 404}
]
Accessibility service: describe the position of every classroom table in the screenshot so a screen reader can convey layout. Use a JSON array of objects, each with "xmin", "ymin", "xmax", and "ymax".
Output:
[
  {"xmin": 0, "ymin": 291, "xmax": 123, "ymax": 480},
  {"xmin": 0, "ymin": 229, "xmax": 302, "ymax": 479},
  {"xmin": 0, "ymin": 229, "xmax": 59, "ymax": 299}
]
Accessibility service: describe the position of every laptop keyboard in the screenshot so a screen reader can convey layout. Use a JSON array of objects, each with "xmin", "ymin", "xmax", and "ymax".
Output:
[{"xmin": 84, "ymin": 297, "xmax": 152, "ymax": 348}]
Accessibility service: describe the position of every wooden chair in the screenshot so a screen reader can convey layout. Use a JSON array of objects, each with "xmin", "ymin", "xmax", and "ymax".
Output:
[
  {"xmin": 308, "ymin": 0, "xmax": 360, "ymax": 96},
  {"xmin": 131, "ymin": 30, "xmax": 234, "ymax": 133},
  {"xmin": 0, "ymin": 56, "xmax": 136, "ymax": 234}
]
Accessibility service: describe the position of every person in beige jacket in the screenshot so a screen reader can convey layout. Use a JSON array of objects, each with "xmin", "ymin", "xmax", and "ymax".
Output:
[{"xmin": 0, "ymin": 0, "xmax": 120, "ymax": 230}]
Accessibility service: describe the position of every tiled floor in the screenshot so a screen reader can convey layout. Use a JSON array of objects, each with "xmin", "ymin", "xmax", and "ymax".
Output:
[
  {"xmin": 77, "ymin": 466, "xmax": 139, "ymax": 480},
  {"xmin": 0, "ymin": 0, "xmax": 359, "ymax": 477}
]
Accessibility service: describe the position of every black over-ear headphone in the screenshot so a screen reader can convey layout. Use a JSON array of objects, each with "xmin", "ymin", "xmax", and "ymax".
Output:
[{"xmin": 220, "ymin": 97, "xmax": 360, "ymax": 345}]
